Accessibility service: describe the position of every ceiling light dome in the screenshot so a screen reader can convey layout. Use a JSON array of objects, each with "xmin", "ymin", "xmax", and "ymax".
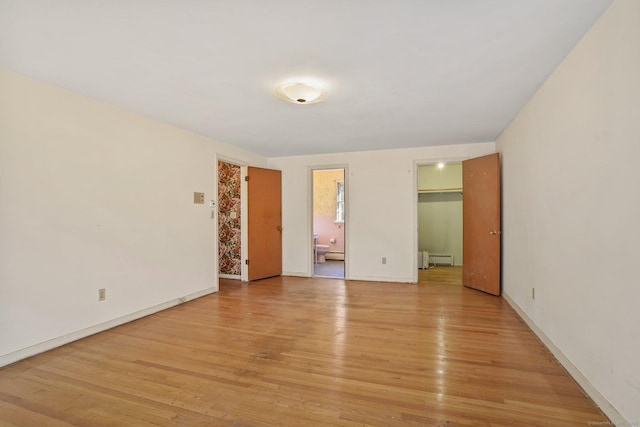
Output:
[{"xmin": 275, "ymin": 81, "xmax": 326, "ymax": 104}]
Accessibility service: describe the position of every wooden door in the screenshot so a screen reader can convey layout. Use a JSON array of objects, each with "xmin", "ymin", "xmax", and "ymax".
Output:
[
  {"xmin": 462, "ymin": 153, "xmax": 501, "ymax": 295},
  {"xmin": 247, "ymin": 166, "xmax": 282, "ymax": 281}
]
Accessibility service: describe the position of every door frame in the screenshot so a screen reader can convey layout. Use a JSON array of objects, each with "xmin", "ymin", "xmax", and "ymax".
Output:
[
  {"xmin": 309, "ymin": 164, "xmax": 349, "ymax": 279},
  {"xmin": 412, "ymin": 156, "xmax": 470, "ymax": 284}
]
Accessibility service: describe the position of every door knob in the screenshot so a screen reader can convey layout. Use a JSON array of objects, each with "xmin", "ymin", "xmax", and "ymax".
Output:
[{"xmin": 489, "ymin": 230, "xmax": 501, "ymax": 235}]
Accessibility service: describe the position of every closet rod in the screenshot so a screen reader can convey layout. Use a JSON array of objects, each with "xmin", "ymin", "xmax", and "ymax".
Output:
[{"xmin": 418, "ymin": 188, "xmax": 463, "ymax": 194}]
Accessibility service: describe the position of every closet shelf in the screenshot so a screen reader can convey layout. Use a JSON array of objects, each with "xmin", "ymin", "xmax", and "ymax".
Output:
[{"xmin": 418, "ymin": 188, "xmax": 463, "ymax": 194}]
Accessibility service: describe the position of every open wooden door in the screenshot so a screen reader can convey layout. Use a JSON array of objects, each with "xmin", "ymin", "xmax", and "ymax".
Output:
[
  {"xmin": 247, "ymin": 166, "xmax": 282, "ymax": 281},
  {"xmin": 462, "ymin": 153, "xmax": 501, "ymax": 295}
]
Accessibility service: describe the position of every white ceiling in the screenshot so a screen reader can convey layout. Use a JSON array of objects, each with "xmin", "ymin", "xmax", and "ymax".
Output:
[{"xmin": 0, "ymin": 1, "xmax": 612, "ymax": 157}]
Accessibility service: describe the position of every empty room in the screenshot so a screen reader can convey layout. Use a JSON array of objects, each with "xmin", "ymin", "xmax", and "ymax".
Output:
[{"xmin": 1, "ymin": 1, "xmax": 638, "ymax": 425}]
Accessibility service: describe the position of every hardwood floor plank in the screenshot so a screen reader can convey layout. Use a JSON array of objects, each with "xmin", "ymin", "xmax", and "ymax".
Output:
[
  {"xmin": 0, "ymin": 391, "xmax": 79, "ymax": 427},
  {"xmin": 0, "ymin": 271, "xmax": 608, "ymax": 426}
]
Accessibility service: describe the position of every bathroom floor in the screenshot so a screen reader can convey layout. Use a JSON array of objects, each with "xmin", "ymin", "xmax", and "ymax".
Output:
[{"xmin": 313, "ymin": 260, "xmax": 344, "ymax": 278}]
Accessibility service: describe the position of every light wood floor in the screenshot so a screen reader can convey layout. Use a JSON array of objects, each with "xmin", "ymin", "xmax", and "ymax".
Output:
[{"xmin": 0, "ymin": 270, "xmax": 607, "ymax": 426}]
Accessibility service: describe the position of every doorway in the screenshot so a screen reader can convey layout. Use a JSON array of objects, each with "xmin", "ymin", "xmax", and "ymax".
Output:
[
  {"xmin": 312, "ymin": 168, "xmax": 346, "ymax": 279},
  {"xmin": 217, "ymin": 160, "xmax": 283, "ymax": 283},
  {"xmin": 417, "ymin": 162, "xmax": 463, "ymax": 272},
  {"xmin": 414, "ymin": 154, "xmax": 501, "ymax": 294},
  {"xmin": 218, "ymin": 160, "xmax": 242, "ymax": 280}
]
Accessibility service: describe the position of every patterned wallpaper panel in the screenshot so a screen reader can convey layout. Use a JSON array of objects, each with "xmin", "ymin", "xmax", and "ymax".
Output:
[
  {"xmin": 313, "ymin": 169, "xmax": 345, "ymax": 251},
  {"xmin": 313, "ymin": 169, "xmax": 344, "ymax": 215},
  {"xmin": 218, "ymin": 161, "xmax": 241, "ymax": 275}
]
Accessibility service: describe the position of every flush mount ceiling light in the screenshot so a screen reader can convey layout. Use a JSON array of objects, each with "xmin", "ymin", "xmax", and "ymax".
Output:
[{"xmin": 275, "ymin": 81, "xmax": 327, "ymax": 104}]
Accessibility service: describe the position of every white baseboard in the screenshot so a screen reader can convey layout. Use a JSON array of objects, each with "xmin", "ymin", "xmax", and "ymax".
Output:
[
  {"xmin": 282, "ymin": 271, "xmax": 312, "ymax": 278},
  {"xmin": 219, "ymin": 274, "xmax": 241, "ymax": 280},
  {"xmin": 0, "ymin": 287, "xmax": 218, "ymax": 368},
  {"xmin": 283, "ymin": 272, "xmax": 415, "ymax": 284},
  {"xmin": 502, "ymin": 292, "xmax": 625, "ymax": 425},
  {"xmin": 347, "ymin": 274, "xmax": 415, "ymax": 284}
]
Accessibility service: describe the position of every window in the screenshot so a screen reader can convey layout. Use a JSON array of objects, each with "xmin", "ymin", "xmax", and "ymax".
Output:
[{"xmin": 335, "ymin": 181, "xmax": 345, "ymax": 223}]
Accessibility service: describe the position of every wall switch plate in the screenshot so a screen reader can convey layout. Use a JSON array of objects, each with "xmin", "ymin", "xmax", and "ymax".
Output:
[
  {"xmin": 98, "ymin": 288, "xmax": 106, "ymax": 301},
  {"xmin": 382, "ymin": 257, "xmax": 387, "ymax": 264},
  {"xmin": 193, "ymin": 192, "xmax": 205, "ymax": 204},
  {"xmin": 230, "ymin": 211, "xmax": 237, "ymax": 219}
]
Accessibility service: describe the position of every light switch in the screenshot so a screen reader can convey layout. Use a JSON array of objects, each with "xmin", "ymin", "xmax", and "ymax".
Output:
[
  {"xmin": 230, "ymin": 211, "xmax": 237, "ymax": 219},
  {"xmin": 193, "ymin": 192, "xmax": 205, "ymax": 204}
]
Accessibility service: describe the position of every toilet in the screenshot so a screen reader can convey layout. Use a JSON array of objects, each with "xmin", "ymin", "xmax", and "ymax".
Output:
[
  {"xmin": 315, "ymin": 244, "xmax": 330, "ymax": 263},
  {"xmin": 313, "ymin": 234, "xmax": 331, "ymax": 263}
]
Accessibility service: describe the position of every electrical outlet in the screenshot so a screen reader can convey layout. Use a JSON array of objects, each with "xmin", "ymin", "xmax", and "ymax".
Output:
[
  {"xmin": 532, "ymin": 288, "xmax": 535, "ymax": 300},
  {"xmin": 382, "ymin": 257, "xmax": 387, "ymax": 265},
  {"xmin": 98, "ymin": 288, "xmax": 106, "ymax": 301}
]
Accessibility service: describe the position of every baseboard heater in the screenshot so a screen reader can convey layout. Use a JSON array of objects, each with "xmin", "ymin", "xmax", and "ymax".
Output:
[
  {"xmin": 431, "ymin": 254, "xmax": 454, "ymax": 266},
  {"xmin": 325, "ymin": 252, "xmax": 345, "ymax": 261},
  {"xmin": 418, "ymin": 251, "xmax": 454, "ymax": 268},
  {"xmin": 418, "ymin": 251, "xmax": 430, "ymax": 269}
]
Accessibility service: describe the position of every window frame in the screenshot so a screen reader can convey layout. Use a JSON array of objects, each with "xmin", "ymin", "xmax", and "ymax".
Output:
[{"xmin": 335, "ymin": 180, "xmax": 345, "ymax": 223}]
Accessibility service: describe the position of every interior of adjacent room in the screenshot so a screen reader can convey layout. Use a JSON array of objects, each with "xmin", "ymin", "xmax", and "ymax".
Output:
[{"xmin": 312, "ymin": 168, "xmax": 345, "ymax": 279}]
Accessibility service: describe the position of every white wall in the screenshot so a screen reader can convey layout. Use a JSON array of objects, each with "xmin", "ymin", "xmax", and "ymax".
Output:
[
  {"xmin": 0, "ymin": 69, "xmax": 267, "ymax": 364},
  {"xmin": 268, "ymin": 143, "xmax": 494, "ymax": 282},
  {"xmin": 496, "ymin": 0, "xmax": 639, "ymax": 422}
]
